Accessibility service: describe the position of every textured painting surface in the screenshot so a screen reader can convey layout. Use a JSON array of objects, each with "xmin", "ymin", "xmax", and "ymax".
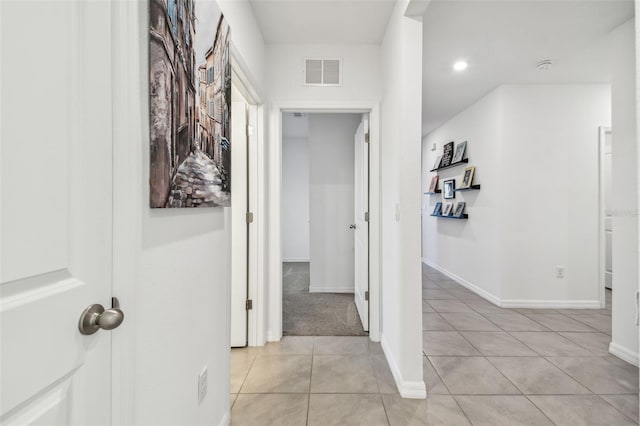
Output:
[{"xmin": 149, "ymin": 0, "xmax": 231, "ymax": 208}]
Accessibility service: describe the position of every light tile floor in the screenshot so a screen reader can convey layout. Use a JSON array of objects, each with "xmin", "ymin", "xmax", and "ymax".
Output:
[{"xmin": 230, "ymin": 265, "xmax": 639, "ymax": 425}]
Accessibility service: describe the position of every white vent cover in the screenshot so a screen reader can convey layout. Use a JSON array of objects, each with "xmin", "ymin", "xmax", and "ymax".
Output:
[{"xmin": 304, "ymin": 58, "xmax": 341, "ymax": 86}]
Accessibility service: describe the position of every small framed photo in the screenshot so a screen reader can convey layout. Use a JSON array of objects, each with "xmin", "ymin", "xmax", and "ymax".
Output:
[
  {"xmin": 453, "ymin": 202, "xmax": 466, "ymax": 218},
  {"xmin": 442, "ymin": 203, "xmax": 453, "ymax": 216},
  {"xmin": 440, "ymin": 141, "xmax": 455, "ymax": 167},
  {"xmin": 432, "ymin": 202, "xmax": 443, "ymax": 216},
  {"xmin": 443, "ymin": 179, "xmax": 456, "ymax": 199},
  {"xmin": 427, "ymin": 175, "xmax": 439, "ymax": 193},
  {"xmin": 452, "ymin": 141, "xmax": 467, "ymax": 164},
  {"xmin": 432, "ymin": 155, "xmax": 442, "ymax": 170},
  {"xmin": 460, "ymin": 166, "xmax": 475, "ymax": 188}
]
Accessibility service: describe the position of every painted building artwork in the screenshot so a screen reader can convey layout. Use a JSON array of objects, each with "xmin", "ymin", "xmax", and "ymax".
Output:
[{"xmin": 149, "ymin": 0, "xmax": 231, "ymax": 208}]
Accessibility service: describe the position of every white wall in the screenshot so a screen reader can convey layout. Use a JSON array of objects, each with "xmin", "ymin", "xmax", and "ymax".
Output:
[
  {"xmin": 423, "ymin": 85, "xmax": 611, "ymax": 308},
  {"xmin": 500, "ymin": 85, "xmax": 610, "ymax": 303},
  {"xmin": 379, "ymin": 1, "xmax": 426, "ymax": 398},
  {"xmin": 282, "ymin": 114, "xmax": 310, "ymax": 262},
  {"xmin": 308, "ymin": 114, "xmax": 360, "ymax": 293},
  {"xmin": 266, "ymin": 42, "xmax": 383, "ymax": 340},
  {"xmin": 112, "ymin": 2, "xmax": 266, "ymax": 425},
  {"xmin": 610, "ymin": 19, "xmax": 639, "ymax": 364},
  {"xmin": 266, "ymin": 43, "xmax": 382, "ymax": 102},
  {"xmin": 421, "ymin": 90, "xmax": 503, "ymax": 301}
]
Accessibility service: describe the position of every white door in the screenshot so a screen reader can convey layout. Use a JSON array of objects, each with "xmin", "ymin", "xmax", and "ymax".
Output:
[
  {"xmin": 604, "ymin": 129, "xmax": 613, "ymax": 289},
  {"xmin": 1, "ymin": 1, "xmax": 115, "ymax": 424},
  {"xmin": 230, "ymin": 89, "xmax": 249, "ymax": 347},
  {"xmin": 353, "ymin": 116, "xmax": 369, "ymax": 331}
]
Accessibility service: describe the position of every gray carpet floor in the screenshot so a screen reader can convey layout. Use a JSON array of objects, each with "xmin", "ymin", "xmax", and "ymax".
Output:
[{"xmin": 282, "ymin": 262, "xmax": 368, "ymax": 336}]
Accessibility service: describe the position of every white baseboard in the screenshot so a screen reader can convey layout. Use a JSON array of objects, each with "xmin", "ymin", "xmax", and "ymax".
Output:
[
  {"xmin": 380, "ymin": 335, "xmax": 427, "ymax": 399},
  {"xmin": 609, "ymin": 342, "xmax": 640, "ymax": 367},
  {"xmin": 282, "ymin": 258, "xmax": 310, "ymax": 262},
  {"xmin": 219, "ymin": 412, "xmax": 230, "ymax": 426},
  {"xmin": 309, "ymin": 286, "xmax": 354, "ymax": 293},
  {"xmin": 422, "ymin": 258, "xmax": 500, "ymax": 306},
  {"xmin": 266, "ymin": 330, "xmax": 281, "ymax": 342},
  {"xmin": 423, "ymin": 258, "xmax": 603, "ymax": 310},
  {"xmin": 500, "ymin": 300, "xmax": 601, "ymax": 309}
]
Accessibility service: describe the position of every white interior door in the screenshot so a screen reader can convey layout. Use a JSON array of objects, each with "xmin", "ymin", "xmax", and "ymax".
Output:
[
  {"xmin": 230, "ymin": 89, "xmax": 249, "ymax": 347},
  {"xmin": 1, "ymin": 1, "xmax": 114, "ymax": 424},
  {"xmin": 354, "ymin": 115, "xmax": 369, "ymax": 331},
  {"xmin": 604, "ymin": 129, "xmax": 613, "ymax": 289}
]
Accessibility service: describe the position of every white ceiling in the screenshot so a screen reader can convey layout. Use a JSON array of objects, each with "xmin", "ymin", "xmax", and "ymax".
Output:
[
  {"xmin": 248, "ymin": 0, "xmax": 396, "ymax": 44},
  {"xmin": 422, "ymin": 0, "xmax": 634, "ymax": 136}
]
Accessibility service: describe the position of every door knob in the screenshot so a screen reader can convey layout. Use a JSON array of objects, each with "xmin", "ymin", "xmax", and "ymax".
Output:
[
  {"xmin": 349, "ymin": 224, "xmax": 357, "ymax": 229},
  {"xmin": 78, "ymin": 297, "xmax": 124, "ymax": 335}
]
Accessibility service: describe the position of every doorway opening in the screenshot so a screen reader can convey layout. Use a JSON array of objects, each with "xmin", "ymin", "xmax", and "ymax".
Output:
[{"xmin": 281, "ymin": 112, "xmax": 369, "ymax": 336}]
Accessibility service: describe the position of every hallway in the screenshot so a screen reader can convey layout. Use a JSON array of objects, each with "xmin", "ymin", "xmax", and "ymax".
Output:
[{"xmin": 229, "ymin": 265, "xmax": 639, "ymax": 425}]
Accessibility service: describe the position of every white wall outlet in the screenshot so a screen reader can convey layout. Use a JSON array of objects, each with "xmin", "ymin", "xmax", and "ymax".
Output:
[
  {"xmin": 556, "ymin": 265, "xmax": 565, "ymax": 278},
  {"xmin": 431, "ymin": 143, "xmax": 437, "ymax": 151},
  {"xmin": 198, "ymin": 366, "xmax": 208, "ymax": 403},
  {"xmin": 395, "ymin": 203, "xmax": 400, "ymax": 222}
]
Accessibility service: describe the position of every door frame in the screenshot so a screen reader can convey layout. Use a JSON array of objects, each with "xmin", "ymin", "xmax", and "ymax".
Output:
[
  {"xmin": 598, "ymin": 125, "xmax": 613, "ymax": 309},
  {"xmin": 230, "ymin": 69, "xmax": 263, "ymax": 347},
  {"xmin": 267, "ymin": 102, "xmax": 381, "ymax": 342}
]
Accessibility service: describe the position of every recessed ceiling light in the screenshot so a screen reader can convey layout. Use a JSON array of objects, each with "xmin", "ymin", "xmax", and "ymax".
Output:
[{"xmin": 453, "ymin": 60, "xmax": 468, "ymax": 72}]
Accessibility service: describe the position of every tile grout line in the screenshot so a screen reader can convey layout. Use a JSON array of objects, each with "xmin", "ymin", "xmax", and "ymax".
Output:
[{"xmin": 423, "ymin": 267, "xmax": 636, "ymax": 425}]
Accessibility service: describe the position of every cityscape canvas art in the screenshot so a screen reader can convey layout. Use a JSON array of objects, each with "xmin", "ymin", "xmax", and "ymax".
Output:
[{"xmin": 149, "ymin": 0, "xmax": 231, "ymax": 208}]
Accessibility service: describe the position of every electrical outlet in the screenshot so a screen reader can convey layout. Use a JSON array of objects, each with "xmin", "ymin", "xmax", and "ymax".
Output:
[
  {"xmin": 556, "ymin": 266, "xmax": 565, "ymax": 279},
  {"xmin": 198, "ymin": 366, "xmax": 208, "ymax": 403}
]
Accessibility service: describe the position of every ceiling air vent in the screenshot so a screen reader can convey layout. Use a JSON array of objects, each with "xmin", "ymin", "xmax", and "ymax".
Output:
[{"xmin": 304, "ymin": 58, "xmax": 341, "ymax": 86}]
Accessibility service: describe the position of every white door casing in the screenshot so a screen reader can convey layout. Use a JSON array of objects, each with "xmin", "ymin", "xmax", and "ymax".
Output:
[
  {"xmin": 230, "ymin": 93, "xmax": 249, "ymax": 347},
  {"xmin": 604, "ymin": 129, "xmax": 613, "ymax": 290},
  {"xmin": 354, "ymin": 115, "xmax": 370, "ymax": 331},
  {"xmin": 267, "ymin": 102, "xmax": 381, "ymax": 342},
  {"xmin": 1, "ymin": 1, "xmax": 114, "ymax": 424}
]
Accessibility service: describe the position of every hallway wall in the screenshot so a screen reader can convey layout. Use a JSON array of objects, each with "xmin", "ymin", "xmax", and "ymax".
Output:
[
  {"xmin": 610, "ymin": 19, "xmax": 639, "ymax": 364},
  {"xmin": 123, "ymin": 1, "xmax": 267, "ymax": 425},
  {"xmin": 379, "ymin": 0, "xmax": 426, "ymax": 398},
  {"xmin": 282, "ymin": 114, "xmax": 310, "ymax": 262},
  {"xmin": 423, "ymin": 84, "xmax": 611, "ymax": 307}
]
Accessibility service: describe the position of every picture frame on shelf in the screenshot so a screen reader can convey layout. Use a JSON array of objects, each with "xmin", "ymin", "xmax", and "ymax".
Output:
[
  {"xmin": 453, "ymin": 202, "xmax": 466, "ymax": 218},
  {"xmin": 443, "ymin": 179, "xmax": 456, "ymax": 199},
  {"xmin": 428, "ymin": 175, "xmax": 439, "ymax": 193},
  {"xmin": 440, "ymin": 141, "xmax": 455, "ymax": 167},
  {"xmin": 442, "ymin": 203, "xmax": 453, "ymax": 216},
  {"xmin": 460, "ymin": 166, "xmax": 475, "ymax": 188},
  {"xmin": 432, "ymin": 202, "xmax": 443, "ymax": 216},
  {"xmin": 433, "ymin": 155, "xmax": 443, "ymax": 170},
  {"xmin": 452, "ymin": 141, "xmax": 467, "ymax": 164}
]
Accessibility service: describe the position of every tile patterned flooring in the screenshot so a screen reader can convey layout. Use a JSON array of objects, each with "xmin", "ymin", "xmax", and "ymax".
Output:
[{"xmin": 230, "ymin": 265, "xmax": 639, "ymax": 425}]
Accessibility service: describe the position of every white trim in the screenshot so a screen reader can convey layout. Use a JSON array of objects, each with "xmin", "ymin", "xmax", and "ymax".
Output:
[
  {"xmin": 423, "ymin": 258, "xmax": 602, "ymax": 309},
  {"xmin": 282, "ymin": 258, "xmax": 310, "ymax": 262},
  {"xmin": 501, "ymin": 300, "xmax": 602, "ymax": 309},
  {"xmin": 267, "ymin": 330, "xmax": 280, "ymax": 343},
  {"xmin": 609, "ymin": 342, "xmax": 640, "ymax": 366},
  {"xmin": 380, "ymin": 335, "xmax": 427, "ymax": 399},
  {"xmin": 422, "ymin": 258, "xmax": 500, "ymax": 306},
  {"xmin": 268, "ymin": 101, "xmax": 382, "ymax": 343},
  {"xmin": 218, "ymin": 412, "xmax": 230, "ymax": 426},
  {"xmin": 598, "ymin": 126, "xmax": 612, "ymax": 310},
  {"xmin": 111, "ymin": 0, "xmax": 142, "ymax": 424},
  {"xmin": 308, "ymin": 286, "xmax": 354, "ymax": 293}
]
